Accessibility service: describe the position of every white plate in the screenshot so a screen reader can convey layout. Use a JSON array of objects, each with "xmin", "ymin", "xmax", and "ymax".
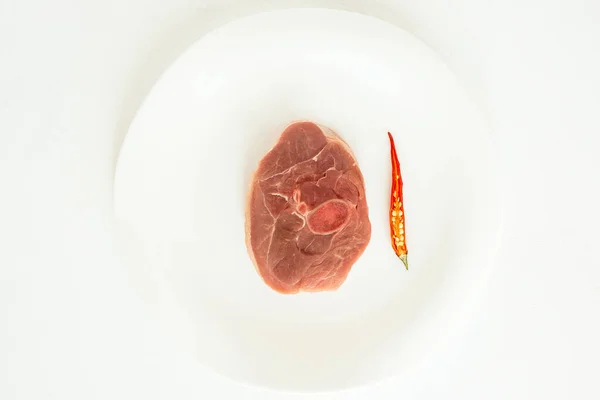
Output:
[{"xmin": 114, "ymin": 8, "xmax": 500, "ymax": 392}]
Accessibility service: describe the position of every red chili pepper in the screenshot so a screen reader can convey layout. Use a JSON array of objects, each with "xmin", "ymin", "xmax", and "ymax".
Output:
[{"xmin": 388, "ymin": 132, "xmax": 408, "ymax": 269}]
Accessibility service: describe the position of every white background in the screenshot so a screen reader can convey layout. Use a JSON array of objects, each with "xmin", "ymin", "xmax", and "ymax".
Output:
[{"xmin": 1, "ymin": 0, "xmax": 599, "ymax": 399}]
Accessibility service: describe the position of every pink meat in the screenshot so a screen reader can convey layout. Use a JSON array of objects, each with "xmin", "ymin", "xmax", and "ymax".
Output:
[{"xmin": 245, "ymin": 121, "xmax": 371, "ymax": 294}]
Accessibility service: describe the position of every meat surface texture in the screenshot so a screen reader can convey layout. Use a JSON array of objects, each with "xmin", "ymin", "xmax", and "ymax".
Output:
[{"xmin": 246, "ymin": 121, "xmax": 371, "ymax": 294}]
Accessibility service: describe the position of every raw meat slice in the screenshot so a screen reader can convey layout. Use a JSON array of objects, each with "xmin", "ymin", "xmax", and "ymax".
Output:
[{"xmin": 245, "ymin": 121, "xmax": 371, "ymax": 293}]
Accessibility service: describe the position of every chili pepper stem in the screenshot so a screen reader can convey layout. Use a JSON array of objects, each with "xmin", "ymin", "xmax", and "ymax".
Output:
[{"xmin": 399, "ymin": 254, "xmax": 408, "ymax": 270}]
